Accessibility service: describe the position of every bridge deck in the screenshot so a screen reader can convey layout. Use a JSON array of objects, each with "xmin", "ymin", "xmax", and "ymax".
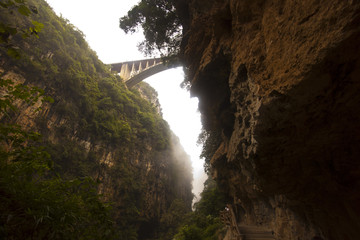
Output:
[
  {"xmin": 110, "ymin": 57, "xmax": 162, "ymax": 73},
  {"xmin": 109, "ymin": 57, "xmax": 181, "ymax": 87}
]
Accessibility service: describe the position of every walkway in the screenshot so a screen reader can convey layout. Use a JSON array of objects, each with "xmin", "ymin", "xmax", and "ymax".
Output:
[
  {"xmin": 220, "ymin": 205, "xmax": 275, "ymax": 240},
  {"xmin": 238, "ymin": 225, "xmax": 275, "ymax": 240}
]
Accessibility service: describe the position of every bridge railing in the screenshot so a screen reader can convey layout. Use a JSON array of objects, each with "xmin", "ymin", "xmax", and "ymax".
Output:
[
  {"xmin": 110, "ymin": 58, "xmax": 162, "ymax": 81},
  {"xmin": 110, "ymin": 57, "xmax": 182, "ymax": 87}
]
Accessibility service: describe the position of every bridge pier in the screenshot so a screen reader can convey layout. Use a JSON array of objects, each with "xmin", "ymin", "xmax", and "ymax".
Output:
[{"xmin": 119, "ymin": 63, "xmax": 130, "ymax": 80}]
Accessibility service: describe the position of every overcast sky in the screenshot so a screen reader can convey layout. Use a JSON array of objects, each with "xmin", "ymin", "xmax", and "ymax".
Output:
[{"xmin": 45, "ymin": 0, "xmax": 206, "ymax": 199}]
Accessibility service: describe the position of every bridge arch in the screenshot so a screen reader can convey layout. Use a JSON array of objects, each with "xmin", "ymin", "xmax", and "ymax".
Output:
[{"xmin": 110, "ymin": 58, "xmax": 181, "ymax": 88}]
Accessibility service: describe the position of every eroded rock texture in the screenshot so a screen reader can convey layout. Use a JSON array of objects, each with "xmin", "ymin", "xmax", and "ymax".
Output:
[{"xmin": 181, "ymin": 0, "xmax": 360, "ymax": 239}]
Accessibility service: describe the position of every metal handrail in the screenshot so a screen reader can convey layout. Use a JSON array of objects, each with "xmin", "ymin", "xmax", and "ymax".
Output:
[{"xmin": 220, "ymin": 204, "xmax": 243, "ymax": 240}]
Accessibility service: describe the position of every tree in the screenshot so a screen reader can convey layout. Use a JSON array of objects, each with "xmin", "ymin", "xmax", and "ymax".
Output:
[
  {"xmin": 173, "ymin": 178, "xmax": 226, "ymax": 240},
  {"xmin": 197, "ymin": 128, "xmax": 222, "ymax": 174},
  {"xmin": 119, "ymin": 0, "xmax": 182, "ymax": 57},
  {"xmin": 0, "ymin": 0, "xmax": 43, "ymax": 58}
]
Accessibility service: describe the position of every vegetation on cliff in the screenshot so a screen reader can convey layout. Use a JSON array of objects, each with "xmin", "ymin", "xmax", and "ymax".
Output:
[
  {"xmin": 174, "ymin": 178, "xmax": 226, "ymax": 240},
  {"xmin": 0, "ymin": 5, "xmax": 116, "ymax": 238},
  {"xmin": 120, "ymin": 1, "xmax": 230, "ymax": 239},
  {"xmin": 120, "ymin": 0, "xmax": 183, "ymax": 57},
  {"xmin": 0, "ymin": 0, "xmax": 193, "ymax": 239}
]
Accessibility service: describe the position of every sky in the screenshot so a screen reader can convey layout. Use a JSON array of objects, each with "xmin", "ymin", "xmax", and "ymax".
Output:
[{"xmin": 45, "ymin": 0, "xmax": 206, "ymax": 199}]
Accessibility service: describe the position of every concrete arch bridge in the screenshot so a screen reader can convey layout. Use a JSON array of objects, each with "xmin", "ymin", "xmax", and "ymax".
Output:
[{"xmin": 110, "ymin": 58, "xmax": 181, "ymax": 88}]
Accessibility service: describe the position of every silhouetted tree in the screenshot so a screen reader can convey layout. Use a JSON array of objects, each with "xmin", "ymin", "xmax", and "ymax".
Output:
[{"xmin": 119, "ymin": 0, "xmax": 182, "ymax": 57}]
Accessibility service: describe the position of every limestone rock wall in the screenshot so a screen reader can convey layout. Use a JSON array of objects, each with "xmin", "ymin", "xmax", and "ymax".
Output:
[
  {"xmin": 0, "ymin": 68, "xmax": 193, "ymax": 239},
  {"xmin": 181, "ymin": 0, "xmax": 360, "ymax": 239}
]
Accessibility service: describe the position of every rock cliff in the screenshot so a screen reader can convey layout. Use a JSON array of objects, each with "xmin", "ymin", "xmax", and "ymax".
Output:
[
  {"xmin": 180, "ymin": 0, "xmax": 360, "ymax": 239},
  {"xmin": 0, "ymin": 1, "xmax": 193, "ymax": 238},
  {"xmin": 1, "ymin": 68, "xmax": 193, "ymax": 239}
]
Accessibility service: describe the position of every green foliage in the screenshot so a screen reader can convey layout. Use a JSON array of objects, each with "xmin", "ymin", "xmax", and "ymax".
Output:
[
  {"xmin": 45, "ymin": 141, "xmax": 98, "ymax": 178},
  {"xmin": 158, "ymin": 199, "xmax": 189, "ymax": 239},
  {"xmin": 0, "ymin": 0, "xmax": 43, "ymax": 58},
  {"xmin": 120, "ymin": 0, "xmax": 182, "ymax": 56},
  {"xmin": 0, "ymin": 79, "xmax": 52, "ymax": 115},
  {"xmin": 0, "ymin": 77, "xmax": 117, "ymax": 239},
  {"xmin": 0, "ymin": 1, "xmax": 192, "ymax": 239},
  {"xmin": 193, "ymin": 178, "xmax": 227, "ymax": 216},
  {"xmin": 197, "ymin": 128, "xmax": 222, "ymax": 174},
  {"xmin": 174, "ymin": 178, "xmax": 226, "ymax": 240},
  {"xmin": 0, "ymin": 171, "xmax": 116, "ymax": 239},
  {"xmin": 0, "ymin": 0, "xmax": 172, "ymax": 148}
]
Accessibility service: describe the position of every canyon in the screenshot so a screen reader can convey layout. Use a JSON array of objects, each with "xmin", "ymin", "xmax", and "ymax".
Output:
[{"xmin": 1, "ymin": 0, "xmax": 360, "ymax": 239}]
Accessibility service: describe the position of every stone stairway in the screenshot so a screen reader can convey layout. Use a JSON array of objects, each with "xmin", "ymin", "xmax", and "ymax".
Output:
[{"xmin": 238, "ymin": 225, "xmax": 275, "ymax": 240}]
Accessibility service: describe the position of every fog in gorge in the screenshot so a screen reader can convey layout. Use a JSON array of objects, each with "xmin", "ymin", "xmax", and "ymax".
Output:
[
  {"xmin": 46, "ymin": 0, "xmax": 206, "ymax": 200},
  {"xmin": 144, "ymin": 68, "xmax": 206, "ymax": 201}
]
